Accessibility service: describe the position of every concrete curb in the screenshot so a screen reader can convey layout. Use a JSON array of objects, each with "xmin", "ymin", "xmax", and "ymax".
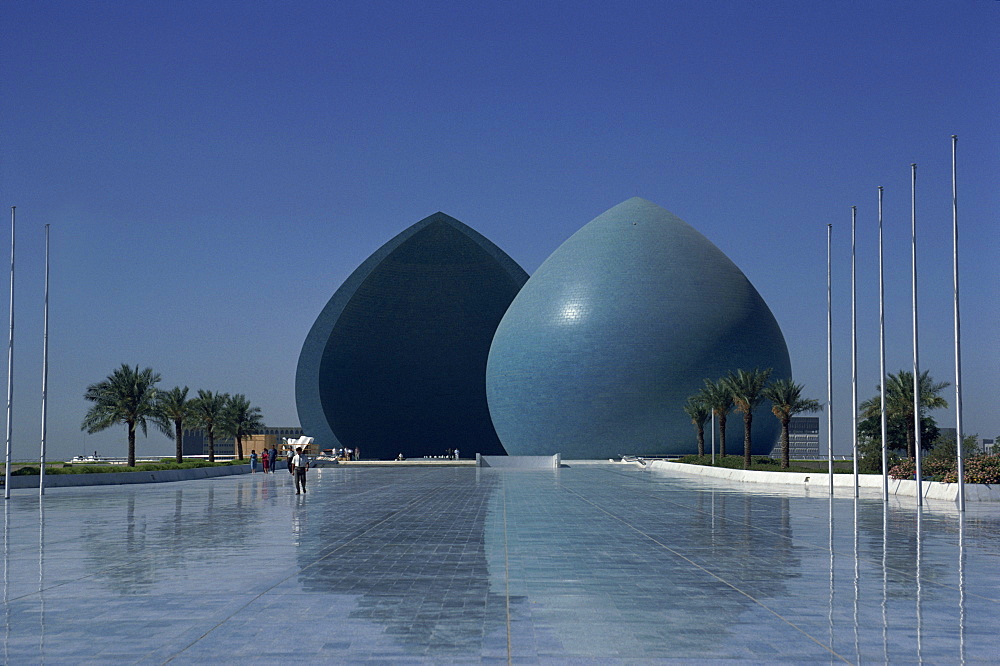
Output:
[
  {"xmin": 336, "ymin": 460, "xmax": 476, "ymax": 467},
  {"xmin": 477, "ymin": 454, "xmax": 561, "ymax": 469},
  {"xmin": 646, "ymin": 460, "xmax": 1000, "ymax": 502},
  {"xmin": 7, "ymin": 464, "xmax": 250, "ymax": 489}
]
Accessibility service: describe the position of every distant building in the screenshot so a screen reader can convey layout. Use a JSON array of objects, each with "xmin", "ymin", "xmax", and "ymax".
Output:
[
  {"xmin": 937, "ymin": 429, "xmax": 995, "ymax": 454},
  {"xmin": 183, "ymin": 427, "xmax": 304, "ymax": 457},
  {"xmin": 769, "ymin": 416, "xmax": 820, "ymax": 459}
]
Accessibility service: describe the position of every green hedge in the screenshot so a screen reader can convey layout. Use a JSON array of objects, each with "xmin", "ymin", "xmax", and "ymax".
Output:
[
  {"xmin": 9, "ymin": 460, "xmax": 243, "ymax": 475},
  {"xmin": 677, "ymin": 454, "xmax": 854, "ymax": 474}
]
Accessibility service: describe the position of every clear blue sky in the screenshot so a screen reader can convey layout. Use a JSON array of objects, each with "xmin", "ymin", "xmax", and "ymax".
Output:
[{"xmin": 2, "ymin": 1, "xmax": 997, "ymax": 461}]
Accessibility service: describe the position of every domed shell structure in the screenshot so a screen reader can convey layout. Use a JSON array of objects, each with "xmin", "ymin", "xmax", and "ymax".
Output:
[
  {"xmin": 485, "ymin": 197, "xmax": 791, "ymax": 459},
  {"xmin": 296, "ymin": 212, "xmax": 528, "ymax": 459}
]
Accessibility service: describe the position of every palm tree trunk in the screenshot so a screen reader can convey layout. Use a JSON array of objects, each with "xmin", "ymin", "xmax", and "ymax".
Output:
[
  {"xmin": 208, "ymin": 428, "xmax": 215, "ymax": 463},
  {"xmin": 719, "ymin": 414, "xmax": 727, "ymax": 458},
  {"xmin": 743, "ymin": 412, "xmax": 753, "ymax": 469},
  {"xmin": 906, "ymin": 421, "xmax": 916, "ymax": 460},
  {"xmin": 236, "ymin": 436, "xmax": 244, "ymax": 461},
  {"xmin": 174, "ymin": 420, "xmax": 183, "ymax": 464},
  {"xmin": 697, "ymin": 424, "xmax": 705, "ymax": 457},
  {"xmin": 781, "ymin": 416, "xmax": 790, "ymax": 469},
  {"xmin": 127, "ymin": 421, "xmax": 137, "ymax": 467}
]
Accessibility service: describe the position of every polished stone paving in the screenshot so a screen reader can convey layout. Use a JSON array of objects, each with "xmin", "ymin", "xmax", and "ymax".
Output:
[{"xmin": 2, "ymin": 464, "xmax": 999, "ymax": 663}]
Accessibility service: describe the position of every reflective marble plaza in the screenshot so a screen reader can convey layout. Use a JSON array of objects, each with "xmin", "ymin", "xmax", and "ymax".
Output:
[{"xmin": 2, "ymin": 465, "xmax": 998, "ymax": 663}]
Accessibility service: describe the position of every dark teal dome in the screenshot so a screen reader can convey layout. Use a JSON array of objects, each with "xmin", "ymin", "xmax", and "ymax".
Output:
[
  {"xmin": 296, "ymin": 213, "xmax": 527, "ymax": 459},
  {"xmin": 486, "ymin": 198, "xmax": 791, "ymax": 458}
]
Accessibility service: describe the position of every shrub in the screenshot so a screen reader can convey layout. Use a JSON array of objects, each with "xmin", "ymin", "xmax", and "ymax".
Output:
[
  {"xmin": 889, "ymin": 455, "xmax": 1000, "ymax": 484},
  {"xmin": 889, "ymin": 459, "xmax": 915, "ymax": 480},
  {"xmin": 954, "ymin": 456, "xmax": 1000, "ymax": 484}
]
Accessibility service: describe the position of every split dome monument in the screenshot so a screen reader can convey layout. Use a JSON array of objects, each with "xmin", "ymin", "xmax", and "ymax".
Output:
[{"xmin": 296, "ymin": 197, "xmax": 791, "ymax": 459}]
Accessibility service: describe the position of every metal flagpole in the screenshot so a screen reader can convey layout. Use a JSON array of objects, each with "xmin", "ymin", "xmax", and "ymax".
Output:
[
  {"xmin": 39, "ymin": 225, "xmax": 50, "ymax": 497},
  {"xmin": 851, "ymin": 206, "xmax": 859, "ymax": 498},
  {"xmin": 711, "ymin": 410, "xmax": 716, "ymax": 465},
  {"xmin": 878, "ymin": 187, "xmax": 889, "ymax": 502},
  {"xmin": 3, "ymin": 208, "xmax": 14, "ymax": 501},
  {"xmin": 911, "ymin": 163, "xmax": 923, "ymax": 507},
  {"xmin": 952, "ymin": 135, "xmax": 965, "ymax": 511},
  {"xmin": 827, "ymin": 223, "xmax": 834, "ymax": 495}
]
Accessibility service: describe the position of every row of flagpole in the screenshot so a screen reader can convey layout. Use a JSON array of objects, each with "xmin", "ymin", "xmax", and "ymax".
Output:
[
  {"xmin": 831, "ymin": 135, "xmax": 965, "ymax": 509},
  {"xmin": 2, "ymin": 208, "xmax": 50, "ymax": 500}
]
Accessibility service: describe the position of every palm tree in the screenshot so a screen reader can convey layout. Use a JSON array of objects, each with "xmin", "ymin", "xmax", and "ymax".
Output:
[
  {"xmin": 700, "ymin": 378, "xmax": 733, "ymax": 458},
  {"xmin": 220, "ymin": 394, "xmax": 264, "ymax": 461},
  {"xmin": 683, "ymin": 396, "xmax": 711, "ymax": 457},
  {"xmin": 762, "ymin": 378, "xmax": 822, "ymax": 469},
  {"xmin": 155, "ymin": 386, "xmax": 192, "ymax": 464},
  {"xmin": 81, "ymin": 364, "xmax": 162, "ymax": 467},
  {"xmin": 859, "ymin": 370, "xmax": 949, "ymax": 459},
  {"xmin": 189, "ymin": 390, "xmax": 230, "ymax": 462},
  {"xmin": 722, "ymin": 368, "xmax": 773, "ymax": 469}
]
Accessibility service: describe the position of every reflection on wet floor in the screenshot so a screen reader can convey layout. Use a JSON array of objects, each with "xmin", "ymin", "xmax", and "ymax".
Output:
[{"xmin": 1, "ymin": 464, "xmax": 998, "ymax": 662}]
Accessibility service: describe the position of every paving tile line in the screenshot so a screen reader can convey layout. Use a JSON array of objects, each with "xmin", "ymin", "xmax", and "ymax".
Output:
[
  {"xmin": 501, "ymin": 473, "xmax": 512, "ymax": 666},
  {"xmin": 595, "ymin": 465, "xmax": 1000, "ymax": 606},
  {"xmin": 156, "ymin": 471, "xmax": 456, "ymax": 664},
  {"xmin": 553, "ymin": 475, "xmax": 854, "ymax": 665}
]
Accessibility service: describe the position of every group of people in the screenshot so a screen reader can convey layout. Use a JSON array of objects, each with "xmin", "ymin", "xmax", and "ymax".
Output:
[
  {"xmin": 335, "ymin": 447, "xmax": 360, "ymax": 461},
  {"xmin": 249, "ymin": 446, "xmax": 311, "ymax": 494},
  {"xmin": 249, "ymin": 447, "xmax": 279, "ymax": 473}
]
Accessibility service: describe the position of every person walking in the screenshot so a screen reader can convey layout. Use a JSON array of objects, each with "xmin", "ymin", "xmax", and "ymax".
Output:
[
  {"xmin": 287, "ymin": 449, "xmax": 294, "ymax": 474},
  {"xmin": 292, "ymin": 447, "xmax": 310, "ymax": 494},
  {"xmin": 249, "ymin": 450, "xmax": 258, "ymax": 474},
  {"xmin": 261, "ymin": 448, "xmax": 270, "ymax": 473},
  {"xmin": 269, "ymin": 446, "xmax": 278, "ymax": 473}
]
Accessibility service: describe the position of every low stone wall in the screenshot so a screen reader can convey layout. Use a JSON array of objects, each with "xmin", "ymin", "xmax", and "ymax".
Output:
[
  {"xmin": 7, "ymin": 464, "xmax": 250, "ymax": 490},
  {"xmin": 477, "ymin": 454, "xmax": 561, "ymax": 469},
  {"xmin": 646, "ymin": 460, "xmax": 1000, "ymax": 502},
  {"xmin": 337, "ymin": 460, "xmax": 476, "ymax": 467}
]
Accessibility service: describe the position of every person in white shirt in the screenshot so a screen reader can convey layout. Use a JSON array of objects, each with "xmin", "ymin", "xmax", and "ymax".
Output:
[{"xmin": 292, "ymin": 447, "xmax": 310, "ymax": 494}]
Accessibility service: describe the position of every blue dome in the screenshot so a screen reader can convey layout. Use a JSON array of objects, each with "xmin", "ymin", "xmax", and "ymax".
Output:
[
  {"xmin": 486, "ymin": 198, "xmax": 791, "ymax": 458},
  {"xmin": 296, "ymin": 213, "xmax": 527, "ymax": 459}
]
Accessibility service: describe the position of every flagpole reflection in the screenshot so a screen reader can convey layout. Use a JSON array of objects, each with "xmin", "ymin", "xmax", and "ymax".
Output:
[
  {"xmin": 916, "ymin": 509, "xmax": 923, "ymax": 662},
  {"xmin": 853, "ymin": 497, "xmax": 860, "ymax": 663},
  {"xmin": 882, "ymin": 503, "xmax": 889, "ymax": 662},
  {"xmin": 959, "ymin": 512, "xmax": 966, "ymax": 663},
  {"xmin": 828, "ymin": 495, "xmax": 835, "ymax": 651},
  {"xmin": 38, "ymin": 501, "xmax": 45, "ymax": 659}
]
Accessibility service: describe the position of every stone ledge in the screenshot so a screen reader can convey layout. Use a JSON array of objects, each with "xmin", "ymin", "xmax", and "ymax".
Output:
[
  {"xmin": 7, "ymin": 464, "xmax": 251, "ymax": 489},
  {"xmin": 336, "ymin": 460, "xmax": 476, "ymax": 466},
  {"xmin": 477, "ymin": 454, "xmax": 561, "ymax": 469},
  {"xmin": 646, "ymin": 460, "xmax": 1000, "ymax": 502}
]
